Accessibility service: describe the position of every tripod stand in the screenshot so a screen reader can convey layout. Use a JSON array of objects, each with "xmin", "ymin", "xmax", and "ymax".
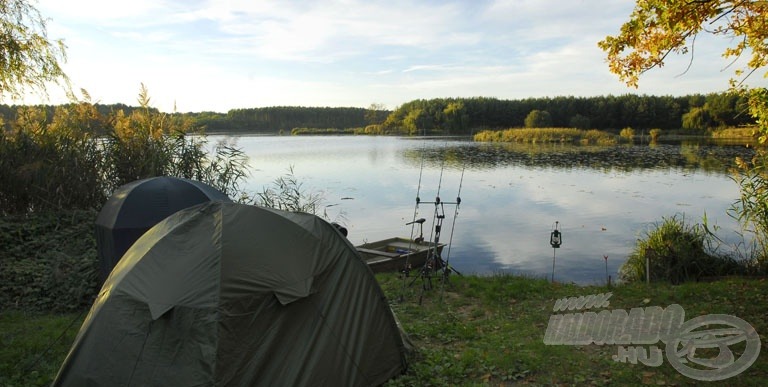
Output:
[{"xmin": 407, "ymin": 197, "xmax": 462, "ymax": 303}]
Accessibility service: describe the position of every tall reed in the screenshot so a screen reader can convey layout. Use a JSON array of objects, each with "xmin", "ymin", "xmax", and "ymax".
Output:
[{"xmin": 0, "ymin": 86, "xmax": 250, "ymax": 215}]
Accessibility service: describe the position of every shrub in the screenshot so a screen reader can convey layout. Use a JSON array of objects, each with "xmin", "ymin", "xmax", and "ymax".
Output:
[
  {"xmin": 620, "ymin": 214, "xmax": 740, "ymax": 284},
  {"xmin": 569, "ymin": 114, "xmax": 591, "ymax": 130},
  {"xmin": 524, "ymin": 110, "xmax": 552, "ymax": 128},
  {"xmin": 0, "ymin": 209, "xmax": 99, "ymax": 312},
  {"xmin": 619, "ymin": 127, "xmax": 635, "ymax": 140}
]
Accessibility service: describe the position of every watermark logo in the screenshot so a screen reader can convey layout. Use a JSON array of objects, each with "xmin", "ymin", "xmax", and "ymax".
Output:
[{"xmin": 543, "ymin": 293, "xmax": 761, "ymax": 381}]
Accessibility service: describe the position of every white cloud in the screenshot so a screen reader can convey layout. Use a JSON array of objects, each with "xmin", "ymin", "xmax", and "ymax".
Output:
[{"xmin": 7, "ymin": 0, "xmax": 766, "ymax": 112}]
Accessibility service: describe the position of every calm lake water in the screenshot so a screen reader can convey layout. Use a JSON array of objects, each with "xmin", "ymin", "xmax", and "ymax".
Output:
[{"xmin": 210, "ymin": 134, "xmax": 755, "ymax": 284}]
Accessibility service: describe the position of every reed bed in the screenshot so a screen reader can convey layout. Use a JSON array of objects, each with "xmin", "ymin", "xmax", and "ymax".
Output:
[{"xmin": 474, "ymin": 127, "xmax": 617, "ymax": 145}]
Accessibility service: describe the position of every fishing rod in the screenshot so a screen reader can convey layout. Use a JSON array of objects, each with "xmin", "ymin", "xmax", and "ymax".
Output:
[
  {"xmin": 438, "ymin": 164, "xmax": 465, "ymax": 299},
  {"xmin": 399, "ymin": 131, "xmax": 428, "ymax": 301},
  {"xmin": 404, "ymin": 140, "xmax": 465, "ymax": 305}
]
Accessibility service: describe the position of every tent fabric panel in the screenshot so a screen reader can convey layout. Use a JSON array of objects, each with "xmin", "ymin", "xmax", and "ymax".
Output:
[
  {"xmin": 215, "ymin": 291, "xmax": 374, "ymax": 386},
  {"xmin": 309, "ymin": 221, "xmax": 410, "ymax": 385},
  {"xmin": 215, "ymin": 293, "xmax": 331, "ymax": 385},
  {"xmin": 111, "ymin": 180, "xmax": 210, "ymax": 229},
  {"xmin": 95, "ymin": 177, "xmax": 230, "ymax": 230},
  {"xmin": 54, "ymin": 299, "xmax": 218, "ymax": 387},
  {"xmin": 117, "ymin": 202, "xmax": 223, "ymax": 319},
  {"xmin": 94, "ymin": 179, "xmax": 146, "ymax": 227},
  {"xmin": 218, "ymin": 205, "xmax": 325, "ymax": 305},
  {"xmin": 215, "ymin": 211, "xmax": 407, "ymax": 386}
]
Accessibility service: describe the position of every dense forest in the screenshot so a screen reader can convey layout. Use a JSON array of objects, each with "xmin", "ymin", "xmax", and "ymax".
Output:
[
  {"xmin": 381, "ymin": 93, "xmax": 753, "ymax": 135},
  {"xmin": 0, "ymin": 92, "xmax": 754, "ymax": 135}
]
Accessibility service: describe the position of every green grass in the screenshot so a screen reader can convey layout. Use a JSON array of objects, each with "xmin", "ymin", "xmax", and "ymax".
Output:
[
  {"xmin": 377, "ymin": 272, "xmax": 768, "ymax": 386},
  {"xmin": 0, "ymin": 311, "xmax": 84, "ymax": 386},
  {"xmin": 2, "ymin": 274, "xmax": 766, "ymax": 386}
]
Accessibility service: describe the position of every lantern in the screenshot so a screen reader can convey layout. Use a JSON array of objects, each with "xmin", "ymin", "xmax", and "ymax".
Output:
[
  {"xmin": 549, "ymin": 221, "xmax": 562, "ymax": 282},
  {"xmin": 550, "ymin": 222, "xmax": 562, "ymax": 248}
]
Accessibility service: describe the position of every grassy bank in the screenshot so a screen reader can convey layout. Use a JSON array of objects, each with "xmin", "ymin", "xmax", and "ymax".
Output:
[
  {"xmin": 2, "ymin": 273, "xmax": 766, "ymax": 386},
  {"xmin": 379, "ymin": 273, "xmax": 768, "ymax": 386}
]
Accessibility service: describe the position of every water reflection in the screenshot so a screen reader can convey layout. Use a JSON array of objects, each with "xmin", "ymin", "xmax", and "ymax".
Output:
[
  {"xmin": 216, "ymin": 135, "xmax": 755, "ymax": 284},
  {"xmin": 401, "ymin": 140, "xmax": 754, "ymax": 173}
]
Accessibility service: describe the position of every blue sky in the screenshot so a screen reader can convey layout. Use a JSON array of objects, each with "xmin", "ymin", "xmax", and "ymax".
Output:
[{"xmin": 11, "ymin": 0, "xmax": 767, "ymax": 112}]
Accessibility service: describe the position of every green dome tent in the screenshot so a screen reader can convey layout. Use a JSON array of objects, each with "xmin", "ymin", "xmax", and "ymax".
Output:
[{"xmin": 55, "ymin": 202, "xmax": 409, "ymax": 386}]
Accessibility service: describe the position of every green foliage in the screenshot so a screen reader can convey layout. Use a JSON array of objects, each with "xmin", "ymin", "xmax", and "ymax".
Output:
[
  {"xmin": 290, "ymin": 127, "xmax": 356, "ymax": 135},
  {"xmin": 0, "ymin": 209, "xmax": 98, "ymax": 312},
  {"xmin": 569, "ymin": 114, "xmax": 590, "ymax": 130},
  {"xmin": 620, "ymin": 214, "xmax": 741, "ymax": 284},
  {"xmin": 364, "ymin": 103, "xmax": 388, "ymax": 125},
  {"xmin": 524, "ymin": 110, "xmax": 552, "ymax": 128},
  {"xmin": 224, "ymin": 106, "xmax": 373, "ymax": 132},
  {"xmin": 402, "ymin": 108, "xmax": 431, "ymax": 135},
  {"xmin": 747, "ymin": 88, "xmax": 768, "ymax": 141},
  {"xmin": 442, "ymin": 101, "xmax": 468, "ymax": 134},
  {"xmin": 681, "ymin": 106, "xmax": 711, "ymax": 130},
  {"xmin": 0, "ymin": 0, "xmax": 69, "ymax": 100}
]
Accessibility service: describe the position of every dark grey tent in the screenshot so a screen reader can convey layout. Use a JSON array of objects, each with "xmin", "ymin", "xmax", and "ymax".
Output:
[
  {"xmin": 95, "ymin": 176, "xmax": 231, "ymax": 283},
  {"xmin": 55, "ymin": 202, "xmax": 409, "ymax": 386}
]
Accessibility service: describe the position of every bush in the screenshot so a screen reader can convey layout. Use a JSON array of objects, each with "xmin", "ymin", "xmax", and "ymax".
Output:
[
  {"xmin": 569, "ymin": 114, "xmax": 591, "ymax": 130},
  {"xmin": 619, "ymin": 127, "xmax": 635, "ymax": 140},
  {"xmin": 0, "ymin": 209, "xmax": 99, "ymax": 312},
  {"xmin": 620, "ymin": 214, "xmax": 741, "ymax": 284},
  {"xmin": 524, "ymin": 110, "xmax": 552, "ymax": 128}
]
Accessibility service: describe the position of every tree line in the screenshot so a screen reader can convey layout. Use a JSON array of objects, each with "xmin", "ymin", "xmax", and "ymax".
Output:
[
  {"xmin": 0, "ymin": 91, "xmax": 755, "ymax": 135},
  {"xmin": 381, "ymin": 93, "xmax": 754, "ymax": 135}
]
